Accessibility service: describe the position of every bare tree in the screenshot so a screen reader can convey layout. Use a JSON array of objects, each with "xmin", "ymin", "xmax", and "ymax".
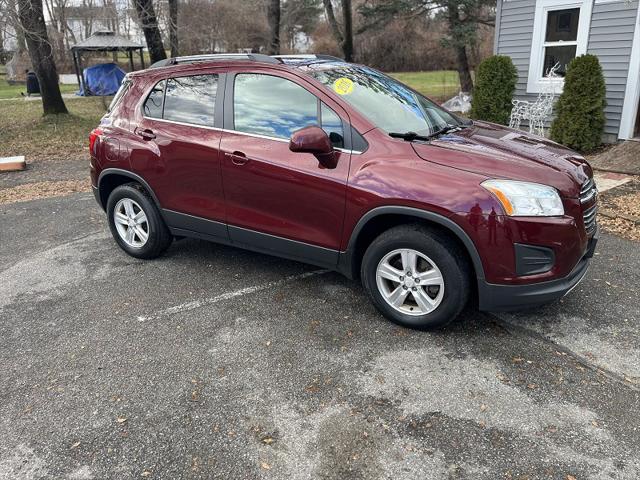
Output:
[
  {"xmin": 168, "ymin": 0, "xmax": 178, "ymax": 57},
  {"xmin": 133, "ymin": 0, "xmax": 166, "ymax": 64},
  {"xmin": 266, "ymin": 0, "xmax": 280, "ymax": 54},
  {"xmin": 17, "ymin": 0, "xmax": 68, "ymax": 114},
  {"xmin": 321, "ymin": 0, "xmax": 353, "ymax": 61}
]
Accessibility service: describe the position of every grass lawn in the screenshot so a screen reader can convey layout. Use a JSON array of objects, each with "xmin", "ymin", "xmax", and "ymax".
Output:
[
  {"xmin": 0, "ymin": 97, "xmax": 106, "ymax": 161},
  {"xmin": 390, "ymin": 70, "xmax": 460, "ymax": 101},
  {"xmin": 0, "ymin": 65, "xmax": 79, "ymax": 99},
  {"xmin": 0, "ymin": 81, "xmax": 78, "ymax": 99}
]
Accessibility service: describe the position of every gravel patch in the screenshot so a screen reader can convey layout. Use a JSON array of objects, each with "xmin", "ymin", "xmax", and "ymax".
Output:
[
  {"xmin": 0, "ymin": 179, "xmax": 90, "ymax": 205},
  {"xmin": 597, "ymin": 176, "xmax": 640, "ymax": 242}
]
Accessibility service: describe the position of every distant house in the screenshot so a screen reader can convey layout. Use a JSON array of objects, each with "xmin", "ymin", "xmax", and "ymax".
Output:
[{"xmin": 494, "ymin": 0, "xmax": 640, "ymax": 142}]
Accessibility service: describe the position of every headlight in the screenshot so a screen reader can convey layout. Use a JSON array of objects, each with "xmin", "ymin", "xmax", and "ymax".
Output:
[{"xmin": 481, "ymin": 180, "xmax": 564, "ymax": 216}]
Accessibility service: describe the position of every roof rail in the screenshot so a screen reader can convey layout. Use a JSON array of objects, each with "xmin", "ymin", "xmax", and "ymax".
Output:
[
  {"xmin": 272, "ymin": 54, "xmax": 344, "ymax": 63},
  {"xmin": 150, "ymin": 53, "xmax": 281, "ymax": 68}
]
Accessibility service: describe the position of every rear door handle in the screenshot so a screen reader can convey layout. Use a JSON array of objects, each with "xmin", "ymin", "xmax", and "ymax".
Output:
[
  {"xmin": 228, "ymin": 151, "xmax": 248, "ymax": 166},
  {"xmin": 136, "ymin": 128, "xmax": 156, "ymax": 140}
]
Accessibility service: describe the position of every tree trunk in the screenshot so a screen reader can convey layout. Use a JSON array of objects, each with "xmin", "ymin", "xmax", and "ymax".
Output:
[
  {"xmin": 341, "ymin": 0, "xmax": 353, "ymax": 61},
  {"xmin": 322, "ymin": 0, "xmax": 343, "ymax": 47},
  {"xmin": 446, "ymin": 1, "xmax": 474, "ymax": 92},
  {"xmin": 133, "ymin": 0, "xmax": 166, "ymax": 64},
  {"xmin": 266, "ymin": 0, "xmax": 280, "ymax": 55},
  {"xmin": 168, "ymin": 0, "xmax": 179, "ymax": 57},
  {"xmin": 17, "ymin": 0, "xmax": 68, "ymax": 115},
  {"xmin": 455, "ymin": 44, "xmax": 474, "ymax": 92}
]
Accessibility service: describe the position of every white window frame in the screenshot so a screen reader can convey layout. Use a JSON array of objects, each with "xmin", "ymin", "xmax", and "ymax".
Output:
[{"xmin": 526, "ymin": 0, "xmax": 593, "ymax": 94}]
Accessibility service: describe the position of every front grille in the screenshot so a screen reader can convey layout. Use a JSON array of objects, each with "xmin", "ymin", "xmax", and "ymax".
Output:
[
  {"xmin": 579, "ymin": 179, "xmax": 598, "ymax": 236},
  {"xmin": 579, "ymin": 178, "xmax": 597, "ymax": 204},
  {"xmin": 583, "ymin": 203, "xmax": 597, "ymax": 236}
]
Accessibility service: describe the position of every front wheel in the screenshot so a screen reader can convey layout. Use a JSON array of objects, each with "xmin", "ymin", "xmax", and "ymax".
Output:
[{"xmin": 361, "ymin": 224, "xmax": 470, "ymax": 330}]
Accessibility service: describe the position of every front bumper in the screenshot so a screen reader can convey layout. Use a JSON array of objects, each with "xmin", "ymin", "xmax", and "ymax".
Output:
[{"xmin": 478, "ymin": 228, "xmax": 598, "ymax": 311}]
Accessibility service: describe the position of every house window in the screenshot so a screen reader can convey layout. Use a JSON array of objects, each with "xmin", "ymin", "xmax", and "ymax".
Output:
[
  {"xmin": 543, "ymin": 8, "xmax": 579, "ymax": 77},
  {"xmin": 527, "ymin": 0, "xmax": 593, "ymax": 93}
]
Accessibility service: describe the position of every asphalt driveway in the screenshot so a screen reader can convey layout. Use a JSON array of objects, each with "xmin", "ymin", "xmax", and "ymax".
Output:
[{"xmin": 1, "ymin": 192, "xmax": 639, "ymax": 479}]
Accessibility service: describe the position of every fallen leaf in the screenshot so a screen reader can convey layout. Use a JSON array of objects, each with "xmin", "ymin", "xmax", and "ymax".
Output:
[
  {"xmin": 261, "ymin": 462, "xmax": 271, "ymax": 470},
  {"xmin": 480, "ymin": 404, "xmax": 488, "ymax": 412},
  {"xmin": 116, "ymin": 416, "xmax": 127, "ymax": 424},
  {"xmin": 141, "ymin": 470, "xmax": 152, "ymax": 477},
  {"xmin": 566, "ymin": 475, "xmax": 577, "ymax": 480},
  {"xmin": 262, "ymin": 436, "xmax": 274, "ymax": 445}
]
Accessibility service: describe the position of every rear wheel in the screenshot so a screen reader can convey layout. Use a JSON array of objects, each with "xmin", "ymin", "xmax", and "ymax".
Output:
[
  {"xmin": 106, "ymin": 184, "xmax": 172, "ymax": 259},
  {"xmin": 361, "ymin": 224, "xmax": 470, "ymax": 329}
]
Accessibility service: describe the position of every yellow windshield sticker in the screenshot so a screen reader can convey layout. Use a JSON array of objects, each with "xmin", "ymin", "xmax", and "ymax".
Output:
[{"xmin": 333, "ymin": 77, "xmax": 354, "ymax": 95}]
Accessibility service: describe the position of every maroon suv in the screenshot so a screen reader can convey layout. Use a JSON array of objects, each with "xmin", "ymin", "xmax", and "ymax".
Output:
[{"xmin": 90, "ymin": 53, "xmax": 598, "ymax": 329}]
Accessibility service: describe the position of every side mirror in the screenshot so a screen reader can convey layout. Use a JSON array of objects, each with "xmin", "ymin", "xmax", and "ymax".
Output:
[{"xmin": 289, "ymin": 126, "xmax": 337, "ymax": 169}]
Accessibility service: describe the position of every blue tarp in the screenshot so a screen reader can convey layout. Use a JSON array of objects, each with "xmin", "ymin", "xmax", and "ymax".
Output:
[{"xmin": 78, "ymin": 63, "xmax": 125, "ymax": 96}]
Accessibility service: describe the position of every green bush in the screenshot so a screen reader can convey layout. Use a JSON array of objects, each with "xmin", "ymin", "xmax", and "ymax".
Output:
[
  {"xmin": 550, "ymin": 54, "xmax": 606, "ymax": 153},
  {"xmin": 470, "ymin": 55, "xmax": 518, "ymax": 125}
]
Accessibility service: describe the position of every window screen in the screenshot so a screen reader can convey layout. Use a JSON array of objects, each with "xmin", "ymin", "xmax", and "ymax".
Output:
[
  {"xmin": 234, "ymin": 74, "xmax": 318, "ymax": 139},
  {"xmin": 163, "ymin": 75, "xmax": 218, "ymax": 126}
]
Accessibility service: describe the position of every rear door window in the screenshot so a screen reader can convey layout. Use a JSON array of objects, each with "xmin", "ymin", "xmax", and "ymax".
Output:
[
  {"xmin": 143, "ymin": 75, "xmax": 218, "ymax": 127},
  {"xmin": 233, "ymin": 74, "xmax": 318, "ymax": 139},
  {"xmin": 163, "ymin": 75, "xmax": 218, "ymax": 126}
]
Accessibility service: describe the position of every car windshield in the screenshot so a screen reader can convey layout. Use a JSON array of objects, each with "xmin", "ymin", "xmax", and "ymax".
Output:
[{"xmin": 307, "ymin": 64, "xmax": 464, "ymax": 136}]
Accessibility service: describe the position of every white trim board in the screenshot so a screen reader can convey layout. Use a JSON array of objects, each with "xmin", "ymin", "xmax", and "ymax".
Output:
[
  {"xmin": 526, "ymin": 0, "xmax": 594, "ymax": 94},
  {"xmin": 618, "ymin": 4, "xmax": 640, "ymax": 140}
]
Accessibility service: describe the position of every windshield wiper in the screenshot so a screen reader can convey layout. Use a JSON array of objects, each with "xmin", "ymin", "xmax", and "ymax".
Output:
[
  {"xmin": 389, "ymin": 124, "xmax": 463, "ymax": 142},
  {"xmin": 388, "ymin": 131, "xmax": 431, "ymax": 141}
]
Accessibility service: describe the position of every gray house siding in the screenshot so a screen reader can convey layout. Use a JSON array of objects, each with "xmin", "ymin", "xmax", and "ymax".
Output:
[
  {"xmin": 587, "ymin": 1, "xmax": 639, "ymax": 136},
  {"xmin": 495, "ymin": 1, "xmax": 536, "ymax": 101},
  {"xmin": 495, "ymin": 0, "xmax": 640, "ymax": 141}
]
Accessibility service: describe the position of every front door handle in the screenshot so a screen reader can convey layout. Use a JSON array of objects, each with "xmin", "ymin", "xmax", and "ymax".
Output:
[
  {"xmin": 228, "ymin": 151, "xmax": 248, "ymax": 166},
  {"xmin": 136, "ymin": 128, "xmax": 156, "ymax": 140}
]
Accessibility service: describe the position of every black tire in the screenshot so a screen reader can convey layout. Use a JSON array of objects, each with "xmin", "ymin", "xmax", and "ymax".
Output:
[
  {"xmin": 361, "ymin": 224, "xmax": 470, "ymax": 330},
  {"xmin": 106, "ymin": 183, "xmax": 172, "ymax": 259}
]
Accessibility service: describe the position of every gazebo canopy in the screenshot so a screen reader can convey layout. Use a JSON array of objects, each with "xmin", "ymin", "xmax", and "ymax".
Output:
[
  {"xmin": 70, "ymin": 31, "xmax": 145, "ymax": 96},
  {"xmin": 71, "ymin": 31, "xmax": 144, "ymax": 52}
]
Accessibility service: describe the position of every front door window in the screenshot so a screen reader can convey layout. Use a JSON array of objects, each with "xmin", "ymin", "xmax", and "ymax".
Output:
[{"xmin": 233, "ymin": 74, "xmax": 318, "ymax": 139}]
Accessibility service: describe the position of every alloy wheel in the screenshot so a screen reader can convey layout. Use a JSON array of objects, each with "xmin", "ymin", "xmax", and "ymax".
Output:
[
  {"xmin": 113, "ymin": 198, "xmax": 149, "ymax": 248},
  {"xmin": 375, "ymin": 248, "xmax": 445, "ymax": 316}
]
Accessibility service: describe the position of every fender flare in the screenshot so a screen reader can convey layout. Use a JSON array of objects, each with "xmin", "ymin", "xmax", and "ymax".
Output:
[
  {"xmin": 97, "ymin": 168, "xmax": 163, "ymax": 211},
  {"xmin": 341, "ymin": 206, "xmax": 485, "ymax": 281}
]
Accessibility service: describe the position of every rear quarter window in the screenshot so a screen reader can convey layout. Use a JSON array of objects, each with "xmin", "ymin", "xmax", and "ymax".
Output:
[
  {"xmin": 107, "ymin": 79, "xmax": 131, "ymax": 115},
  {"xmin": 144, "ymin": 80, "xmax": 165, "ymax": 118}
]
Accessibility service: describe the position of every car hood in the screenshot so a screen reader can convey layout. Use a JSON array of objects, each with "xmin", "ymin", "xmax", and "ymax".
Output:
[{"xmin": 410, "ymin": 121, "xmax": 592, "ymax": 198}]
